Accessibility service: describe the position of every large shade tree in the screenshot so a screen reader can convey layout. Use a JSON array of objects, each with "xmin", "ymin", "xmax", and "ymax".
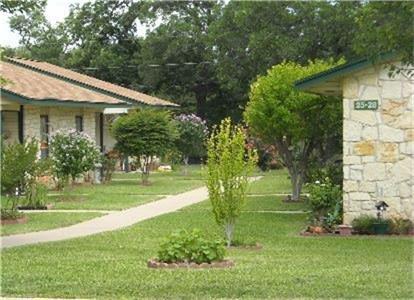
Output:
[{"xmin": 244, "ymin": 60, "xmax": 342, "ymax": 201}]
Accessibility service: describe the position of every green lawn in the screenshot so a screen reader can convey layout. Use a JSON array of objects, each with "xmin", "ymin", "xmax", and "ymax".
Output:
[
  {"xmin": 1, "ymin": 212, "xmax": 102, "ymax": 236},
  {"xmin": 1, "ymin": 171, "xmax": 412, "ymax": 299},
  {"xmin": 1, "ymin": 166, "xmax": 205, "ymax": 211}
]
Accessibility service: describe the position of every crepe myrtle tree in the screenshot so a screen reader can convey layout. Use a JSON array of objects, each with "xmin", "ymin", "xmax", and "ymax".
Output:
[
  {"xmin": 50, "ymin": 129, "xmax": 101, "ymax": 187},
  {"xmin": 206, "ymin": 118, "xmax": 257, "ymax": 247},
  {"xmin": 244, "ymin": 60, "xmax": 342, "ymax": 201},
  {"xmin": 111, "ymin": 109, "xmax": 177, "ymax": 185},
  {"xmin": 174, "ymin": 114, "xmax": 208, "ymax": 174}
]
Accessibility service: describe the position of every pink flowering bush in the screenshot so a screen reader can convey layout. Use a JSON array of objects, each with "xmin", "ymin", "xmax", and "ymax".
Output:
[
  {"xmin": 50, "ymin": 129, "xmax": 101, "ymax": 186},
  {"xmin": 175, "ymin": 114, "xmax": 208, "ymax": 169}
]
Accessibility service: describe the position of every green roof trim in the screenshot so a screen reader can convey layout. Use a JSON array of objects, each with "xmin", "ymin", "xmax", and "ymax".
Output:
[
  {"xmin": 1, "ymin": 89, "xmax": 133, "ymax": 109},
  {"xmin": 295, "ymin": 53, "xmax": 397, "ymax": 91}
]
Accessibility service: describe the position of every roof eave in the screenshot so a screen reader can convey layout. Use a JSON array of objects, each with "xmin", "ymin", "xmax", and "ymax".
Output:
[
  {"xmin": 295, "ymin": 52, "xmax": 398, "ymax": 95},
  {"xmin": 1, "ymin": 89, "xmax": 133, "ymax": 109}
]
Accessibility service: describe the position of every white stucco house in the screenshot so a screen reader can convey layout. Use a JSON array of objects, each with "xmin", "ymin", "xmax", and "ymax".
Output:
[
  {"xmin": 296, "ymin": 54, "xmax": 413, "ymax": 223},
  {"xmin": 0, "ymin": 57, "xmax": 177, "ymax": 157}
]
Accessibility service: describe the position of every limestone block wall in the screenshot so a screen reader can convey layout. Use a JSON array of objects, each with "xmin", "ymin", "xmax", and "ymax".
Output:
[
  {"xmin": 342, "ymin": 63, "xmax": 413, "ymax": 224},
  {"xmin": 23, "ymin": 105, "xmax": 102, "ymax": 145}
]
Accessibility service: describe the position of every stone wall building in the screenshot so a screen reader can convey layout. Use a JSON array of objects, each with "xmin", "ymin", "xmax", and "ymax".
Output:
[{"xmin": 296, "ymin": 56, "xmax": 413, "ymax": 223}]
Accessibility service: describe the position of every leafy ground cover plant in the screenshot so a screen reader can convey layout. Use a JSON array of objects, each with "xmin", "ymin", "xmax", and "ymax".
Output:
[
  {"xmin": 49, "ymin": 129, "xmax": 101, "ymax": 187},
  {"xmin": 352, "ymin": 215, "xmax": 392, "ymax": 234},
  {"xmin": 157, "ymin": 229, "xmax": 225, "ymax": 264},
  {"xmin": 306, "ymin": 177, "xmax": 342, "ymax": 231},
  {"xmin": 352, "ymin": 215, "xmax": 413, "ymax": 235},
  {"xmin": 206, "ymin": 118, "xmax": 257, "ymax": 246}
]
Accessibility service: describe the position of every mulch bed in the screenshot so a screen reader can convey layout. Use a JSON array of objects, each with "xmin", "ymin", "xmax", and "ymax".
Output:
[
  {"xmin": 229, "ymin": 242, "xmax": 263, "ymax": 250},
  {"xmin": 1, "ymin": 215, "xmax": 28, "ymax": 225},
  {"xmin": 283, "ymin": 195, "xmax": 307, "ymax": 203},
  {"xmin": 147, "ymin": 259, "xmax": 234, "ymax": 269},
  {"xmin": 300, "ymin": 229, "xmax": 414, "ymax": 237},
  {"xmin": 17, "ymin": 204, "xmax": 54, "ymax": 210}
]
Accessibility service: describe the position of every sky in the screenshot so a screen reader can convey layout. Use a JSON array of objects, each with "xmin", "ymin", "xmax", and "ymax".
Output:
[{"xmin": 0, "ymin": 0, "xmax": 95, "ymax": 47}]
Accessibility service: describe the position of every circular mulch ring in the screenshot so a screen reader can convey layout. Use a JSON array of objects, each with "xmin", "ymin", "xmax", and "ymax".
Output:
[
  {"xmin": 229, "ymin": 242, "xmax": 263, "ymax": 250},
  {"xmin": 1, "ymin": 215, "xmax": 28, "ymax": 225},
  {"xmin": 147, "ymin": 259, "xmax": 234, "ymax": 269}
]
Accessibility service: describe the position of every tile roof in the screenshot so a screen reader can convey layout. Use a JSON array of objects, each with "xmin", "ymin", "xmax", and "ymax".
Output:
[
  {"xmin": 1, "ymin": 61, "xmax": 128, "ymax": 106},
  {"xmin": 6, "ymin": 57, "xmax": 178, "ymax": 107}
]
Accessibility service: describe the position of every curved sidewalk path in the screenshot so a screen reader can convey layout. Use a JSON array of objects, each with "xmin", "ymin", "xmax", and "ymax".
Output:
[
  {"xmin": 1, "ymin": 186, "xmax": 208, "ymax": 249},
  {"xmin": 1, "ymin": 177, "xmax": 261, "ymax": 249}
]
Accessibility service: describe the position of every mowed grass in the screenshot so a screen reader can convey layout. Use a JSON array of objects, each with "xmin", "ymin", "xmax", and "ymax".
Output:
[
  {"xmin": 1, "ymin": 165, "xmax": 205, "ymax": 211},
  {"xmin": 1, "ymin": 212, "xmax": 102, "ymax": 236},
  {"xmin": 1, "ymin": 173, "xmax": 412, "ymax": 299}
]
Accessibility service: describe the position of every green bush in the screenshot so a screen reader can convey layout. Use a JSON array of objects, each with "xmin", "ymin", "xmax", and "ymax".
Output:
[
  {"xmin": 0, "ymin": 207, "xmax": 24, "ymax": 220},
  {"xmin": 1, "ymin": 139, "xmax": 38, "ymax": 197},
  {"xmin": 157, "ymin": 229, "xmax": 226, "ymax": 264},
  {"xmin": 24, "ymin": 182, "xmax": 48, "ymax": 208},
  {"xmin": 50, "ymin": 129, "xmax": 101, "ymax": 186},
  {"xmin": 307, "ymin": 177, "xmax": 342, "ymax": 230},
  {"xmin": 351, "ymin": 215, "xmax": 393, "ymax": 234},
  {"xmin": 306, "ymin": 161, "xmax": 343, "ymax": 187},
  {"xmin": 390, "ymin": 217, "xmax": 413, "ymax": 235}
]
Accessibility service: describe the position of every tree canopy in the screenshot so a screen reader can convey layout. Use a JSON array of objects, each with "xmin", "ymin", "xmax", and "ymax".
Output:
[
  {"xmin": 3, "ymin": 0, "xmax": 411, "ymax": 122},
  {"xmin": 244, "ymin": 60, "xmax": 342, "ymax": 200}
]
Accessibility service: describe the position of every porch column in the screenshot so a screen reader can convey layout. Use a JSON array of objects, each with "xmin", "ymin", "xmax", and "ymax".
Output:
[{"xmin": 18, "ymin": 105, "xmax": 24, "ymax": 143}]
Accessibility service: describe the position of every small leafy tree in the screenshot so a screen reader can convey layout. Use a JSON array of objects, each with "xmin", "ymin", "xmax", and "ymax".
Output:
[
  {"xmin": 1, "ymin": 139, "xmax": 38, "ymax": 209},
  {"xmin": 206, "ymin": 118, "xmax": 257, "ymax": 247},
  {"xmin": 244, "ymin": 60, "xmax": 342, "ymax": 201},
  {"xmin": 111, "ymin": 109, "xmax": 177, "ymax": 185},
  {"xmin": 175, "ymin": 114, "xmax": 208, "ymax": 174},
  {"xmin": 49, "ymin": 129, "xmax": 101, "ymax": 187}
]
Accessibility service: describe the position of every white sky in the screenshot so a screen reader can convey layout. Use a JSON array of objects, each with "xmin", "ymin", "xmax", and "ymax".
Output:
[{"xmin": 0, "ymin": 0, "xmax": 148, "ymax": 47}]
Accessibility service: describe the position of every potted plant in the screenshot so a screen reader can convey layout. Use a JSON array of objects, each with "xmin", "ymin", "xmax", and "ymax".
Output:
[{"xmin": 373, "ymin": 201, "xmax": 390, "ymax": 235}]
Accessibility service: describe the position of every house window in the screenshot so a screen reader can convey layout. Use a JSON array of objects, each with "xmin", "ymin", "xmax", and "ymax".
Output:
[
  {"xmin": 40, "ymin": 115, "xmax": 49, "ymax": 158},
  {"xmin": 75, "ymin": 115, "xmax": 83, "ymax": 132}
]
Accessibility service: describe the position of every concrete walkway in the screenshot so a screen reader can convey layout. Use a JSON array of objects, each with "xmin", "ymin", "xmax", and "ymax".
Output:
[{"xmin": 1, "ymin": 186, "xmax": 209, "ymax": 249}]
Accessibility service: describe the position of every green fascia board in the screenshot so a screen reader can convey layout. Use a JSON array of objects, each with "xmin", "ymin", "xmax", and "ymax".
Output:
[
  {"xmin": 6, "ymin": 58, "xmax": 177, "ymax": 108},
  {"xmin": 295, "ymin": 53, "xmax": 397, "ymax": 91},
  {"xmin": 0, "ymin": 89, "xmax": 133, "ymax": 109}
]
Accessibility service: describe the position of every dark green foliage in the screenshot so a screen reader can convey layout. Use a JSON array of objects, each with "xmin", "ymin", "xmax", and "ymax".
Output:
[
  {"xmin": 174, "ymin": 114, "xmax": 208, "ymax": 168},
  {"xmin": 306, "ymin": 161, "xmax": 343, "ymax": 187},
  {"xmin": 353, "ymin": 2, "xmax": 414, "ymax": 68},
  {"xmin": 0, "ymin": 208, "xmax": 23, "ymax": 220},
  {"xmin": 351, "ymin": 215, "xmax": 391, "ymax": 235},
  {"xmin": 111, "ymin": 109, "xmax": 177, "ymax": 184},
  {"xmin": 306, "ymin": 178, "xmax": 342, "ymax": 230},
  {"xmin": 352, "ymin": 215, "xmax": 413, "ymax": 235},
  {"xmin": 157, "ymin": 229, "xmax": 225, "ymax": 264}
]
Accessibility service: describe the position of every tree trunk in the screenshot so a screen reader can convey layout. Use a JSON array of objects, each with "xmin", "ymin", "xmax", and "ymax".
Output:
[
  {"xmin": 225, "ymin": 222, "xmax": 234, "ymax": 247},
  {"xmin": 183, "ymin": 156, "xmax": 189, "ymax": 176},
  {"xmin": 289, "ymin": 171, "xmax": 304, "ymax": 201},
  {"xmin": 141, "ymin": 156, "xmax": 151, "ymax": 185}
]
